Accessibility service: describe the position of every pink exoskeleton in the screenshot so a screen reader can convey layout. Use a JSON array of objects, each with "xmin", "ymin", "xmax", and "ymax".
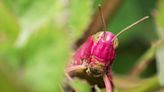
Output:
[{"xmin": 65, "ymin": 5, "xmax": 149, "ymax": 92}]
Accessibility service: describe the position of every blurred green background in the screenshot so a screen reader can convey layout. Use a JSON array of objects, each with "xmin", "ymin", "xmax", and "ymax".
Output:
[{"xmin": 0, "ymin": 0, "xmax": 164, "ymax": 92}]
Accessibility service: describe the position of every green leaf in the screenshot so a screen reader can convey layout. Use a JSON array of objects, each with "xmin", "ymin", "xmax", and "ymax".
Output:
[
  {"xmin": 22, "ymin": 23, "xmax": 70, "ymax": 92},
  {"xmin": 70, "ymin": 79, "xmax": 91, "ymax": 92},
  {"xmin": 0, "ymin": 3, "xmax": 19, "ymax": 45},
  {"xmin": 156, "ymin": 44, "xmax": 164, "ymax": 86},
  {"xmin": 0, "ymin": 3, "xmax": 20, "ymax": 72},
  {"xmin": 156, "ymin": 0, "xmax": 164, "ymax": 86},
  {"xmin": 3, "ymin": 0, "xmax": 66, "ymax": 47},
  {"xmin": 1, "ymin": 0, "xmax": 94, "ymax": 91},
  {"xmin": 156, "ymin": 1, "xmax": 164, "ymax": 29},
  {"xmin": 68, "ymin": 0, "xmax": 93, "ymax": 41},
  {"xmin": 0, "ymin": 62, "xmax": 28, "ymax": 92}
]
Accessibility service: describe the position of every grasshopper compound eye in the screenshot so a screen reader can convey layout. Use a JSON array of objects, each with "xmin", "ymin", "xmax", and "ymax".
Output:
[
  {"xmin": 93, "ymin": 32, "xmax": 102, "ymax": 42},
  {"xmin": 113, "ymin": 38, "xmax": 119, "ymax": 49}
]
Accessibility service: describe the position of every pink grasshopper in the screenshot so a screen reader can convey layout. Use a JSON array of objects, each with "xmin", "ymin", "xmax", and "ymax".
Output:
[{"xmin": 65, "ymin": 5, "xmax": 149, "ymax": 92}]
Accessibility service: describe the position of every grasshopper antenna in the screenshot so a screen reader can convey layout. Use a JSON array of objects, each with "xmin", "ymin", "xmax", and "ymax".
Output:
[
  {"xmin": 112, "ymin": 16, "xmax": 149, "ymax": 41},
  {"xmin": 98, "ymin": 4, "xmax": 107, "ymax": 38}
]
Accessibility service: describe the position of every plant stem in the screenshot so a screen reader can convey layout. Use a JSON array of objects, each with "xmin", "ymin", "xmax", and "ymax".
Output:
[
  {"xmin": 129, "ymin": 39, "xmax": 164, "ymax": 78},
  {"xmin": 118, "ymin": 76, "xmax": 160, "ymax": 92}
]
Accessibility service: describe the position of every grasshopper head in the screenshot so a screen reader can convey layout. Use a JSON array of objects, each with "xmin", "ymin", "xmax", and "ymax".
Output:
[
  {"xmin": 91, "ymin": 31, "xmax": 118, "ymax": 64},
  {"xmin": 86, "ymin": 31, "xmax": 118, "ymax": 77}
]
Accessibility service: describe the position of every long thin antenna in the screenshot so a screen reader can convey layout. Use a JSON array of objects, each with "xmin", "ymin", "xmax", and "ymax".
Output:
[
  {"xmin": 98, "ymin": 4, "xmax": 107, "ymax": 38},
  {"xmin": 112, "ymin": 16, "xmax": 149, "ymax": 41}
]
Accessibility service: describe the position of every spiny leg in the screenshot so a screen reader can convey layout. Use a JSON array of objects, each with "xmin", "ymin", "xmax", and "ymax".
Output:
[
  {"xmin": 64, "ymin": 65, "xmax": 87, "ymax": 92},
  {"xmin": 65, "ymin": 65, "xmax": 87, "ymax": 74},
  {"xmin": 103, "ymin": 74, "xmax": 113, "ymax": 92}
]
